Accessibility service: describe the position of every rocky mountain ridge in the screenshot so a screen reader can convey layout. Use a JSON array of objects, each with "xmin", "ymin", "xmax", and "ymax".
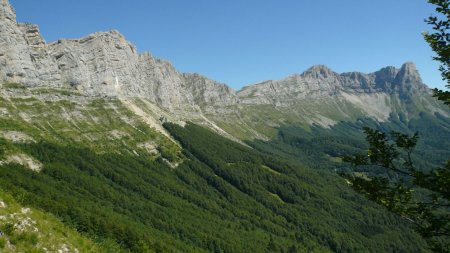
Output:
[
  {"xmin": 1, "ymin": 0, "xmax": 448, "ymax": 141},
  {"xmin": 1, "ymin": 1, "xmax": 430, "ymax": 105},
  {"xmin": 237, "ymin": 62, "xmax": 428, "ymax": 106},
  {"xmin": 0, "ymin": 0, "xmax": 237, "ymax": 114}
]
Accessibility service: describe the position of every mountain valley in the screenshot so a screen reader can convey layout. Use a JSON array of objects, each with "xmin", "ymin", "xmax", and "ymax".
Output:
[{"xmin": 0, "ymin": 0, "xmax": 450, "ymax": 252}]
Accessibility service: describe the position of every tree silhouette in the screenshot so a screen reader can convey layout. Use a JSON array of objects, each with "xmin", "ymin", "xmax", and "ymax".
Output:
[
  {"xmin": 424, "ymin": 0, "xmax": 450, "ymax": 104},
  {"xmin": 342, "ymin": 127, "xmax": 449, "ymax": 252}
]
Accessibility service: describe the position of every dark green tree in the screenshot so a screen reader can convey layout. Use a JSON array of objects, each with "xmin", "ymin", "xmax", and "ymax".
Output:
[
  {"xmin": 266, "ymin": 235, "xmax": 279, "ymax": 252},
  {"xmin": 424, "ymin": 0, "xmax": 450, "ymax": 104},
  {"xmin": 342, "ymin": 1, "xmax": 450, "ymax": 251},
  {"xmin": 342, "ymin": 128, "xmax": 449, "ymax": 252}
]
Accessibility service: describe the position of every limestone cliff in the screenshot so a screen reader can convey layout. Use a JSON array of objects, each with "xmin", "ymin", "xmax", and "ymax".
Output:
[{"xmin": 0, "ymin": 0, "xmax": 235, "ymax": 114}]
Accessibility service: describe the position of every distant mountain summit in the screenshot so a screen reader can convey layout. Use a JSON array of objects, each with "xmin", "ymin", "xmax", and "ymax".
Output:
[{"xmin": 237, "ymin": 62, "xmax": 427, "ymax": 106}]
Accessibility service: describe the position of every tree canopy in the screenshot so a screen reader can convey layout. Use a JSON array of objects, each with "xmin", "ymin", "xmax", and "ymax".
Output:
[{"xmin": 424, "ymin": 0, "xmax": 450, "ymax": 104}]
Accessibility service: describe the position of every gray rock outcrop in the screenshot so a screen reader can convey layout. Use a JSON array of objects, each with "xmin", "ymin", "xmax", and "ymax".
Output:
[{"xmin": 0, "ymin": 0, "xmax": 60, "ymax": 87}]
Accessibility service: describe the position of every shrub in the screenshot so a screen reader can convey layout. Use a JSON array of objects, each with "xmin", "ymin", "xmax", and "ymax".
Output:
[
  {"xmin": 10, "ymin": 231, "xmax": 39, "ymax": 246},
  {"xmin": 0, "ymin": 237, "xmax": 6, "ymax": 248}
]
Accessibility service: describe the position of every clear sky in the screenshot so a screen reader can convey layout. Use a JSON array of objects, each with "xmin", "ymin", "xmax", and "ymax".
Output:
[{"xmin": 9, "ymin": 0, "xmax": 447, "ymax": 90}]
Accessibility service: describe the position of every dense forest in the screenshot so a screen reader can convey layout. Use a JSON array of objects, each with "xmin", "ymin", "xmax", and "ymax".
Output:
[
  {"xmin": 250, "ymin": 111, "xmax": 450, "ymax": 173},
  {"xmin": 0, "ymin": 121, "xmax": 430, "ymax": 252}
]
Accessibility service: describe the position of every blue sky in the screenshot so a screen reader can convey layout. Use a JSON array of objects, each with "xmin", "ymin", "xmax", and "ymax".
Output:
[{"xmin": 10, "ymin": 0, "xmax": 447, "ymax": 90}]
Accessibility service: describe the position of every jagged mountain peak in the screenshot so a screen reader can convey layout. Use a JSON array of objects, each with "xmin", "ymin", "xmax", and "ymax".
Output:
[
  {"xmin": 373, "ymin": 62, "xmax": 421, "ymax": 81},
  {"xmin": 0, "ymin": 0, "xmax": 15, "ymax": 21},
  {"xmin": 375, "ymin": 65, "xmax": 399, "ymax": 77},
  {"xmin": 302, "ymin": 64, "xmax": 337, "ymax": 79},
  {"xmin": 392, "ymin": 62, "xmax": 427, "ymax": 97},
  {"xmin": 396, "ymin": 61, "xmax": 422, "ymax": 83},
  {"xmin": 66, "ymin": 29, "xmax": 126, "ymax": 42},
  {"xmin": 400, "ymin": 61, "xmax": 418, "ymax": 72},
  {"xmin": 371, "ymin": 62, "xmax": 426, "ymax": 95},
  {"xmin": 48, "ymin": 29, "xmax": 132, "ymax": 50}
]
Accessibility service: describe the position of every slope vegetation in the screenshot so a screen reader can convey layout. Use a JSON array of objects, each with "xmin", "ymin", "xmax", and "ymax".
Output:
[
  {"xmin": 0, "ymin": 189, "xmax": 106, "ymax": 252},
  {"xmin": 0, "ymin": 112, "xmax": 428, "ymax": 252}
]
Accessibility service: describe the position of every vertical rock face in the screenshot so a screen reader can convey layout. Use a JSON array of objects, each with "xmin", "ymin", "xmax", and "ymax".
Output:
[
  {"xmin": 0, "ymin": 0, "xmax": 60, "ymax": 87},
  {"xmin": 47, "ymin": 30, "xmax": 143, "ymax": 97},
  {"xmin": 375, "ymin": 66, "xmax": 398, "ymax": 84},
  {"xmin": 0, "ymin": 0, "xmax": 42, "ymax": 86},
  {"xmin": 18, "ymin": 23, "xmax": 62, "ymax": 87},
  {"xmin": 182, "ymin": 73, "xmax": 238, "ymax": 109},
  {"xmin": 18, "ymin": 23, "xmax": 45, "ymax": 46},
  {"xmin": 394, "ymin": 62, "xmax": 428, "ymax": 97}
]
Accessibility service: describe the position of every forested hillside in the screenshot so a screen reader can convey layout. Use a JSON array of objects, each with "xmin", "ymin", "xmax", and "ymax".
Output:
[
  {"xmin": 250, "ymin": 111, "xmax": 450, "ymax": 173},
  {"xmin": 0, "ymin": 121, "xmax": 428, "ymax": 252}
]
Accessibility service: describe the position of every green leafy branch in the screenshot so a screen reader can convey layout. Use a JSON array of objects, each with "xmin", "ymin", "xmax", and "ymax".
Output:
[
  {"xmin": 424, "ymin": 0, "xmax": 450, "ymax": 105},
  {"xmin": 342, "ymin": 127, "xmax": 450, "ymax": 252}
]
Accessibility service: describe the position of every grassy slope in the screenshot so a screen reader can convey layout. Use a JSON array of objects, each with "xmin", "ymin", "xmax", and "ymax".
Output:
[
  {"xmin": 211, "ymin": 92, "xmax": 450, "ymax": 141},
  {"xmin": 0, "ymin": 84, "xmax": 181, "ymax": 161},
  {"xmin": 0, "ymin": 189, "xmax": 106, "ymax": 252}
]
